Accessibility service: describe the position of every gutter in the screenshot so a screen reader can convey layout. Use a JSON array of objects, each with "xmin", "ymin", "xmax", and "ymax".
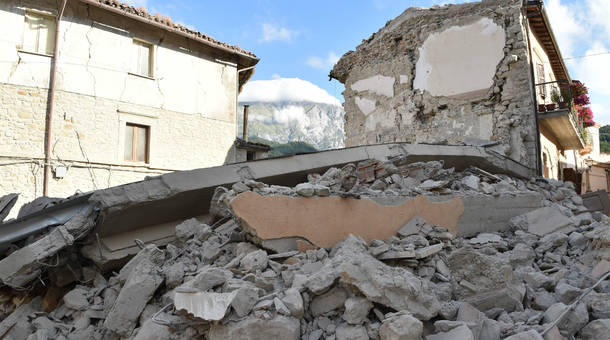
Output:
[
  {"xmin": 78, "ymin": 0, "xmax": 259, "ymax": 65},
  {"xmin": 43, "ymin": 0, "xmax": 68, "ymax": 196}
]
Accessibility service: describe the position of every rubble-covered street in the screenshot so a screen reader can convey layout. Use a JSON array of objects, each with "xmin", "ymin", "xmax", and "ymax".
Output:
[{"xmin": 0, "ymin": 157, "xmax": 609, "ymax": 340}]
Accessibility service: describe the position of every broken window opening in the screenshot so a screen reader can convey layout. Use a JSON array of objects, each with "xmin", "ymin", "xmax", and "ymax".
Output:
[
  {"xmin": 536, "ymin": 63, "xmax": 546, "ymax": 100},
  {"xmin": 132, "ymin": 39, "xmax": 154, "ymax": 78},
  {"xmin": 124, "ymin": 123, "xmax": 150, "ymax": 163},
  {"xmin": 22, "ymin": 11, "xmax": 56, "ymax": 55}
]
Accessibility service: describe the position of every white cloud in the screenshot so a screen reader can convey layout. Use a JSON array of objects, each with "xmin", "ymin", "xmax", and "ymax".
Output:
[
  {"xmin": 545, "ymin": 0, "xmax": 587, "ymax": 57},
  {"xmin": 260, "ymin": 23, "xmax": 297, "ymax": 43},
  {"xmin": 273, "ymin": 106, "xmax": 309, "ymax": 125},
  {"xmin": 238, "ymin": 77, "xmax": 341, "ymax": 106},
  {"xmin": 307, "ymin": 52, "xmax": 340, "ymax": 70},
  {"xmin": 587, "ymin": 0, "xmax": 610, "ymax": 40},
  {"xmin": 271, "ymin": 73, "xmax": 281, "ymax": 80},
  {"xmin": 570, "ymin": 42, "xmax": 610, "ymax": 95}
]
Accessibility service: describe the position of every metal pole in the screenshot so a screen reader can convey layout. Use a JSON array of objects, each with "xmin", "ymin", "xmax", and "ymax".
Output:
[
  {"xmin": 242, "ymin": 105, "xmax": 249, "ymax": 141},
  {"xmin": 43, "ymin": 0, "xmax": 68, "ymax": 196}
]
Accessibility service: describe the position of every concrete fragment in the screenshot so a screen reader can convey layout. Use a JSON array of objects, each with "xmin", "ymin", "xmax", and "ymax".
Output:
[
  {"xmin": 415, "ymin": 243, "xmax": 443, "ymax": 259},
  {"xmin": 543, "ymin": 302, "xmax": 589, "ymax": 337},
  {"xmin": 503, "ymin": 330, "xmax": 543, "ymax": 340},
  {"xmin": 306, "ymin": 236, "xmax": 440, "ymax": 320},
  {"xmin": 274, "ymin": 297, "xmax": 291, "ymax": 315},
  {"xmin": 240, "ymin": 250, "xmax": 268, "ymax": 272},
  {"xmin": 469, "ymin": 233, "xmax": 502, "ymax": 244},
  {"xmin": 133, "ymin": 319, "xmax": 172, "ymax": 340},
  {"xmin": 0, "ymin": 212, "xmax": 95, "ymax": 287},
  {"xmin": 336, "ymin": 323, "xmax": 368, "ymax": 340},
  {"xmin": 426, "ymin": 324, "xmax": 474, "ymax": 340},
  {"xmin": 0, "ymin": 297, "xmax": 41, "ymax": 338},
  {"xmin": 103, "ymin": 259, "xmax": 164, "ymax": 336},
  {"xmin": 343, "ymin": 297, "xmax": 373, "ymax": 325},
  {"xmin": 554, "ymin": 283, "xmax": 581, "ymax": 304},
  {"xmin": 377, "ymin": 250, "xmax": 416, "ymax": 260},
  {"xmin": 208, "ymin": 315, "xmax": 300, "ymax": 340},
  {"xmin": 379, "ymin": 314, "xmax": 423, "ymax": 340},
  {"xmin": 591, "ymin": 260, "xmax": 610, "ymax": 280},
  {"xmin": 282, "ymin": 288, "xmax": 304, "ymax": 318},
  {"xmin": 462, "ymin": 175, "xmax": 480, "ymax": 190},
  {"xmin": 517, "ymin": 207, "xmax": 575, "ymax": 236},
  {"xmin": 311, "ymin": 287, "xmax": 348, "ymax": 317},
  {"xmin": 0, "ymin": 193, "xmax": 18, "ymax": 223},
  {"xmin": 579, "ymin": 319, "xmax": 610, "ymax": 340},
  {"xmin": 63, "ymin": 288, "xmax": 89, "ymax": 311},
  {"xmin": 231, "ymin": 286, "xmax": 260, "ymax": 317},
  {"xmin": 398, "ymin": 216, "xmax": 426, "ymax": 237},
  {"xmin": 175, "ymin": 218, "xmax": 211, "ymax": 242},
  {"xmin": 174, "ymin": 291, "xmax": 237, "ymax": 321},
  {"xmin": 179, "ymin": 267, "xmax": 232, "ymax": 291},
  {"xmin": 296, "ymin": 183, "xmax": 315, "ymax": 197},
  {"xmin": 118, "ymin": 244, "xmax": 165, "ymax": 284}
]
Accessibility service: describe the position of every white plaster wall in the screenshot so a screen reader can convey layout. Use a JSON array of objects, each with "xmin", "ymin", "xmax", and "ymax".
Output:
[
  {"xmin": 351, "ymin": 75, "xmax": 395, "ymax": 97},
  {"xmin": 414, "ymin": 18, "xmax": 505, "ymax": 98},
  {"xmin": 0, "ymin": 1, "xmax": 237, "ymax": 122}
]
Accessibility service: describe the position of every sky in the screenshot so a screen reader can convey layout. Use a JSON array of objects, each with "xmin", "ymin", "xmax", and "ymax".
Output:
[{"xmin": 127, "ymin": 0, "xmax": 610, "ymax": 124}]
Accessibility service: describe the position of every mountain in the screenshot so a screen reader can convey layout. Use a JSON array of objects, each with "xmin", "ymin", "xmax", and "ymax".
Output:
[
  {"xmin": 248, "ymin": 136, "xmax": 318, "ymax": 157},
  {"xmin": 237, "ymin": 101, "xmax": 345, "ymax": 150}
]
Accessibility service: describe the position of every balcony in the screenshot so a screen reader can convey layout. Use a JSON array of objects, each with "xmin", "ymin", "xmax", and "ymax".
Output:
[{"xmin": 535, "ymin": 80, "xmax": 586, "ymax": 150}]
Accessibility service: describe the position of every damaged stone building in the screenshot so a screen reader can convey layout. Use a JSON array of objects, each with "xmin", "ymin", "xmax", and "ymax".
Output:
[
  {"xmin": 0, "ymin": 0, "xmax": 259, "ymax": 215},
  {"xmin": 330, "ymin": 0, "xmax": 588, "ymax": 184}
]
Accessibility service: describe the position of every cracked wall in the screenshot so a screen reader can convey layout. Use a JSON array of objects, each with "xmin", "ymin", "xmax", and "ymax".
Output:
[
  {"xmin": 331, "ymin": 0, "xmax": 538, "ymax": 168},
  {"xmin": 0, "ymin": 0, "xmax": 241, "ymax": 215}
]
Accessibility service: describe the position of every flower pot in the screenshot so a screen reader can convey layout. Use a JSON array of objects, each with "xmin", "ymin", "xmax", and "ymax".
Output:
[
  {"xmin": 546, "ymin": 104, "xmax": 556, "ymax": 111},
  {"xmin": 538, "ymin": 104, "xmax": 546, "ymax": 112}
]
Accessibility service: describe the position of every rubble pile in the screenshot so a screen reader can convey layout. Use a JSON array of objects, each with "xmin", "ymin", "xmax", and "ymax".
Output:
[{"xmin": 0, "ymin": 159, "xmax": 609, "ymax": 340}]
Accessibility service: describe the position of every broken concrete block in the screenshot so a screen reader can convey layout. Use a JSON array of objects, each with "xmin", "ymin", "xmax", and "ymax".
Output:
[
  {"xmin": 240, "ymin": 250, "xmax": 268, "ymax": 272},
  {"xmin": 503, "ymin": 330, "xmax": 543, "ymax": 340},
  {"xmin": 103, "ymin": 259, "xmax": 164, "ymax": 336},
  {"xmin": 0, "ymin": 297, "xmax": 41, "ymax": 338},
  {"xmin": 426, "ymin": 324, "xmax": 474, "ymax": 340},
  {"xmin": 63, "ymin": 288, "xmax": 89, "ymax": 311},
  {"xmin": 231, "ymin": 286, "xmax": 260, "ymax": 318},
  {"xmin": 133, "ymin": 319, "xmax": 171, "ymax": 340},
  {"xmin": 377, "ymin": 250, "xmax": 416, "ymax": 260},
  {"xmin": 415, "ymin": 243, "xmax": 443, "ymax": 259},
  {"xmin": 118, "ymin": 244, "xmax": 165, "ymax": 284},
  {"xmin": 579, "ymin": 319, "xmax": 610, "ymax": 340},
  {"xmin": 208, "ymin": 315, "xmax": 300, "ymax": 340},
  {"xmin": 306, "ymin": 236, "xmax": 440, "ymax": 320},
  {"xmin": 179, "ymin": 267, "xmax": 232, "ymax": 291},
  {"xmin": 554, "ymin": 283, "xmax": 581, "ymax": 304},
  {"xmin": 282, "ymin": 288, "xmax": 304, "ymax": 319},
  {"xmin": 517, "ymin": 207, "xmax": 575, "ymax": 236},
  {"xmin": 543, "ymin": 302, "xmax": 589, "ymax": 337},
  {"xmin": 0, "ymin": 212, "xmax": 95, "ymax": 288},
  {"xmin": 296, "ymin": 183, "xmax": 315, "ymax": 197},
  {"xmin": 398, "ymin": 216, "xmax": 426, "ymax": 237},
  {"xmin": 174, "ymin": 290, "xmax": 237, "ymax": 321},
  {"xmin": 175, "ymin": 218, "xmax": 211, "ymax": 242},
  {"xmin": 336, "ymin": 323, "xmax": 368, "ymax": 340},
  {"xmin": 591, "ymin": 260, "xmax": 610, "ymax": 280},
  {"xmin": 311, "ymin": 287, "xmax": 348, "ymax": 317},
  {"xmin": 379, "ymin": 313, "xmax": 423, "ymax": 340},
  {"xmin": 343, "ymin": 296, "xmax": 373, "ymax": 325}
]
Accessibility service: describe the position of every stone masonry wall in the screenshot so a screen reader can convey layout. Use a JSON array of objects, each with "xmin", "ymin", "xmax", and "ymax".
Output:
[
  {"xmin": 331, "ymin": 0, "xmax": 538, "ymax": 168},
  {"xmin": 0, "ymin": 83, "xmax": 236, "ymax": 217}
]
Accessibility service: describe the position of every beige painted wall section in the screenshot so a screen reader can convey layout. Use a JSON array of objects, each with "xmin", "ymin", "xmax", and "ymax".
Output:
[
  {"xmin": 0, "ymin": 1, "xmax": 242, "ymax": 216},
  {"xmin": 540, "ymin": 130, "xmax": 561, "ymax": 180},
  {"xmin": 587, "ymin": 166, "xmax": 608, "ymax": 192},
  {"xmin": 528, "ymin": 27, "xmax": 559, "ymax": 105}
]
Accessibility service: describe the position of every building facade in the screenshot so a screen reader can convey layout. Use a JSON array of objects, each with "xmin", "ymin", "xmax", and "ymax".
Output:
[
  {"xmin": 0, "ymin": 0, "xmax": 258, "ymax": 213},
  {"xmin": 331, "ymin": 0, "xmax": 586, "ymax": 179}
]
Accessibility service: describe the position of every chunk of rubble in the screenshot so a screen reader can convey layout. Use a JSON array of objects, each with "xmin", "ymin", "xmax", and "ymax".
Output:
[
  {"xmin": 378, "ymin": 313, "xmax": 423, "ymax": 340},
  {"xmin": 512, "ymin": 206, "xmax": 575, "ymax": 236},
  {"xmin": 174, "ymin": 290, "xmax": 238, "ymax": 321},
  {"xmin": 208, "ymin": 315, "xmax": 300, "ymax": 340}
]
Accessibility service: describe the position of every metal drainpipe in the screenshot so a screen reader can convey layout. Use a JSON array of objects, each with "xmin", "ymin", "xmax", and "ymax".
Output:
[
  {"xmin": 523, "ymin": 1, "xmax": 543, "ymax": 177},
  {"xmin": 242, "ymin": 105, "xmax": 250, "ymax": 142},
  {"xmin": 43, "ymin": 0, "xmax": 68, "ymax": 196}
]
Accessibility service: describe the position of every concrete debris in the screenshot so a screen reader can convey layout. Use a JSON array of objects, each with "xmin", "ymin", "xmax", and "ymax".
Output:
[
  {"xmin": 0, "ymin": 159, "xmax": 608, "ymax": 340},
  {"xmin": 0, "ymin": 193, "xmax": 18, "ymax": 223}
]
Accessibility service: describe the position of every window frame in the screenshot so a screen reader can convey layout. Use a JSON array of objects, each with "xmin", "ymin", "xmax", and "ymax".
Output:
[
  {"xmin": 124, "ymin": 123, "xmax": 150, "ymax": 164},
  {"xmin": 20, "ymin": 10, "xmax": 57, "ymax": 57},
  {"xmin": 536, "ymin": 63, "xmax": 546, "ymax": 99},
  {"xmin": 130, "ymin": 38, "xmax": 155, "ymax": 79}
]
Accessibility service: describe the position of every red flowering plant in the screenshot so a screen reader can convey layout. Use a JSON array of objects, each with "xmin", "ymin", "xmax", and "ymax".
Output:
[
  {"xmin": 571, "ymin": 81, "xmax": 591, "ymax": 106},
  {"xmin": 577, "ymin": 106, "xmax": 595, "ymax": 127}
]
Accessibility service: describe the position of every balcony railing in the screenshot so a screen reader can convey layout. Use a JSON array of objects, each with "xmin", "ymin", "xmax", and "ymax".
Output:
[{"xmin": 535, "ymin": 80, "xmax": 586, "ymax": 144}]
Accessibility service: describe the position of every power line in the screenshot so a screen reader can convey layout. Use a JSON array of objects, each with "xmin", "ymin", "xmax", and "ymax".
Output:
[{"xmin": 564, "ymin": 51, "xmax": 610, "ymax": 60}]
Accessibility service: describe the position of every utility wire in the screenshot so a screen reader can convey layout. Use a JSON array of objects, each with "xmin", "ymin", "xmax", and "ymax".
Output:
[{"xmin": 564, "ymin": 51, "xmax": 610, "ymax": 60}]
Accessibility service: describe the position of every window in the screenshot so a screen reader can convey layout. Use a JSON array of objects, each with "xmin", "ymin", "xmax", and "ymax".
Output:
[
  {"xmin": 124, "ymin": 123, "xmax": 149, "ymax": 163},
  {"xmin": 132, "ymin": 40, "xmax": 153, "ymax": 77},
  {"xmin": 22, "ymin": 11, "xmax": 56, "ymax": 55}
]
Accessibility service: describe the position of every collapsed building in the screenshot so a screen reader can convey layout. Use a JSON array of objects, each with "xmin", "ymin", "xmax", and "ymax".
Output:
[
  {"xmin": 0, "ymin": 143, "xmax": 608, "ymax": 339},
  {"xmin": 330, "ymin": 0, "xmax": 591, "ymax": 188}
]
